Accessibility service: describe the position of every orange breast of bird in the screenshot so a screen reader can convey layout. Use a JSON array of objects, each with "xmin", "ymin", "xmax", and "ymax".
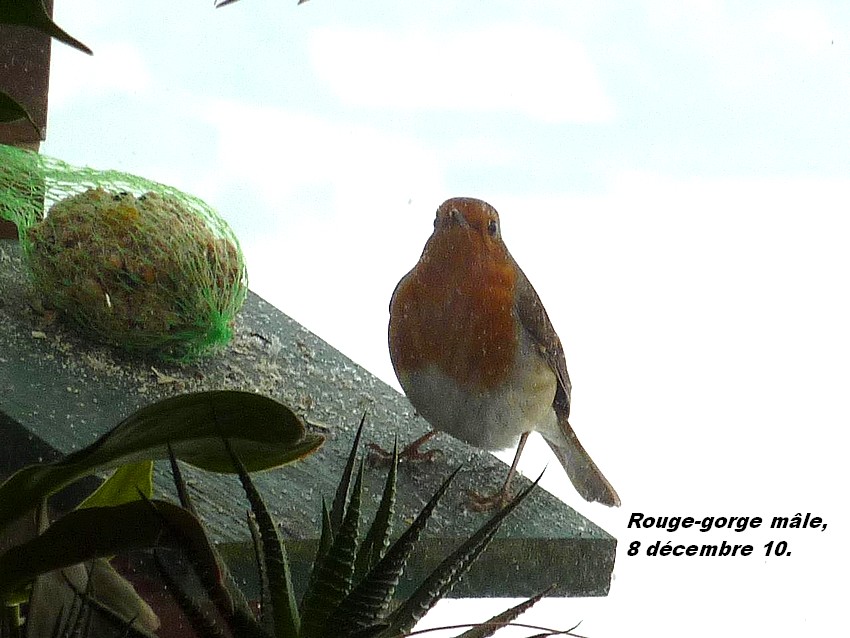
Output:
[{"xmin": 389, "ymin": 227, "xmax": 519, "ymax": 392}]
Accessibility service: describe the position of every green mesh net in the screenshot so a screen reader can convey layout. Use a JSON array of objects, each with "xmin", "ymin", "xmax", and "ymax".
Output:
[{"xmin": 0, "ymin": 144, "xmax": 248, "ymax": 360}]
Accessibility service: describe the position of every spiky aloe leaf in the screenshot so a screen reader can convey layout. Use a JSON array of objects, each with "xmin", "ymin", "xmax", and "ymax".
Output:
[
  {"xmin": 246, "ymin": 511, "xmax": 274, "ymax": 631},
  {"xmin": 330, "ymin": 414, "xmax": 367, "ymax": 535},
  {"xmin": 225, "ymin": 440, "xmax": 300, "ymax": 638},
  {"xmin": 298, "ymin": 415, "xmax": 366, "ymax": 638},
  {"xmin": 300, "ymin": 462, "xmax": 365, "ymax": 638},
  {"xmin": 353, "ymin": 441, "xmax": 398, "ymax": 580},
  {"xmin": 318, "ymin": 500, "xmax": 334, "ymax": 559},
  {"xmin": 453, "ymin": 586, "xmax": 555, "ymax": 638},
  {"xmin": 162, "ymin": 444, "xmax": 261, "ymax": 638},
  {"xmin": 380, "ymin": 474, "xmax": 542, "ymax": 637},
  {"xmin": 326, "ymin": 466, "xmax": 462, "ymax": 638},
  {"xmin": 166, "ymin": 442, "xmax": 195, "ymax": 514},
  {"xmin": 153, "ymin": 552, "xmax": 228, "ymax": 638}
]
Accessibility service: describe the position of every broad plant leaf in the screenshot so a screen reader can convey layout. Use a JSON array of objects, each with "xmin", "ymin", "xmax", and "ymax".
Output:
[
  {"xmin": 77, "ymin": 461, "xmax": 153, "ymax": 510},
  {"xmin": 26, "ymin": 560, "xmax": 160, "ymax": 638},
  {"xmin": 0, "ymin": 499, "xmax": 208, "ymax": 602},
  {"xmin": 0, "ymin": 391, "xmax": 323, "ymax": 530},
  {"xmin": 0, "ymin": 0, "xmax": 92, "ymax": 54}
]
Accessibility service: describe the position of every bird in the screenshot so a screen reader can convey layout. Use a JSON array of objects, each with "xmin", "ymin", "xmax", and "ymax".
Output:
[{"xmin": 386, "ymin": 197, "xmax": 620, "ymax": 509}]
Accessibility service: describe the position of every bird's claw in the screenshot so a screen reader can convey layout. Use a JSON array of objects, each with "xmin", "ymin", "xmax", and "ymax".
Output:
[
  {"xmin": 366, "ymin": 442, "xmax": 442, "ymax": 465},
  {"xmin": 466, "ymin": 487, "xmax": 513, "ymax": 512}
]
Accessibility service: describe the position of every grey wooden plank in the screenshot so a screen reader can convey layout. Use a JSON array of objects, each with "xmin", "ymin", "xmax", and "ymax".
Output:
[{"xmin": 0, "ymin": 238, "xmax": 616, "ymax": 598}]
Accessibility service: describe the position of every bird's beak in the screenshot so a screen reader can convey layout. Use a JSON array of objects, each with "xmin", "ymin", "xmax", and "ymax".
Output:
[{"xmin": 448, "ymin": 208, "xmax": 469, "ymax": 229}]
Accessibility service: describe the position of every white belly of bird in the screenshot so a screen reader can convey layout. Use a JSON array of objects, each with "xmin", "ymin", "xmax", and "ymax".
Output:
[{"xmin": 399, "ymin": 330, "xmax": 559, "ymax": 451}]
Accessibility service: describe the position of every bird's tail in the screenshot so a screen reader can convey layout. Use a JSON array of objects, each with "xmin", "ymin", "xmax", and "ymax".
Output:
[{"xmin": 542, "ymin": 414, "xmax": 621, "ymax": 507}]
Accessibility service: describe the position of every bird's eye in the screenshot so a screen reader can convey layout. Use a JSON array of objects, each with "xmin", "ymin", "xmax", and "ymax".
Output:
[{"xmin": 488, "ymin": 219, "xmax": 499, "ymax": 236}]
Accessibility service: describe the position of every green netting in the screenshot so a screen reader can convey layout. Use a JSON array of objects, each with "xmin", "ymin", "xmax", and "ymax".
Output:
[{"xmin": 0, "ymin": 144, "xmax": 248, "ymax": 361}]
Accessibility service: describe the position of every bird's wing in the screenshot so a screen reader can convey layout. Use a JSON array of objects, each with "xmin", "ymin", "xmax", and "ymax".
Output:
[{"xmin": 511, "ymin": 257, "xmax": 572, "ymax": 415}]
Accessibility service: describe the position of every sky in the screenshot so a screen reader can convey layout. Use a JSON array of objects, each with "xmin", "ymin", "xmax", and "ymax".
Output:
[{"xmin": 41, "ymin": 1, "xmax": 850, "ymax": 636}]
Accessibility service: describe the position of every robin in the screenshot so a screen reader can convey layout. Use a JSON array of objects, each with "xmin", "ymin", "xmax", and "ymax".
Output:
[{"xmin": 387, "ymin": 197, "xmax": 620, "ymax": 509}]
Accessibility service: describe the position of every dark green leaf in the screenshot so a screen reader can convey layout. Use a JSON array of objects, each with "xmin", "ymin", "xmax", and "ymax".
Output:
[
  {"xmin": 300, "ymin": 462, "xmax": 364, "ymax": 638},
  {"xmin": 354, "ymin": 441, "xmax": 397, "ymax": 580},
  {"xmin": 246, "ymin": 511, "xmax": 274, "ymax": 632},
  {"xmin": 317, "ymin": 500, "xmax": 333, "ymax": 561},
  {"xmin": 214, "ymin": 0, "xmax": 311, "ymax": 7},
  {"xmin": 152, "ymin": 552, "xmax": 229, "ymax": 638},
  {"xmin": 381, "ymin": 474, "xmax": 542, "ymax": 637},
  {"xmin": 0, "ymin": 391, "xmax": 323, "ymax": 530},
  {"xmin": 0, "ymin": 500, "xmax": 206, "ymax": 602},
  {"xmin": 166, "ymin": 443, "xmax": 196, "ymax": 515},
  {"xmin": 226, "ymin": 440, "xmax": 300, "ymax": 638},
  {"xmin": 454, "ymin": 586, "xmax": 555, "ymax": 638},
  {"xmin": 331, "ymin": 413, "xmax": 366, "ymax": 534},
  {"xmin": 0, "ymin": 91, "xmax": 41, "ymax": 136},
  {"xmin": 329, "ymin": 466, "xmax": 462, "ymax": 637},
  {"xmin": 0, "ymin": 0, "xmax": 92, "ymax": 54},
  {"xmin": 160, "ymin": 445, "xmax": 262, "ymax": 638}
]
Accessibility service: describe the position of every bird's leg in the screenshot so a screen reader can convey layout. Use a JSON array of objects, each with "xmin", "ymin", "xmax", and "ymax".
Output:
[
  {"xmin": 468, "ymin": 431, "xmax": 529, "ymax": 511},
  {"xmin": 367, "ymin": 429, "xmax": 441, "ymax": 464}
]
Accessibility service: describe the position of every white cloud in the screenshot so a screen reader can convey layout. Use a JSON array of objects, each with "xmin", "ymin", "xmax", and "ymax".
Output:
[
  {"xmin": 49, "ymin": 42, "xmax": 152, "ymax": 108},
  {"xmin": 764, "ymin": 5, "xmax": 834, "ymax": 54},
  {"xmin": 196, "ymin": 99, "xmax": 446, "ymax": 211},
  {"xmin": 644, "ymin": 2, "xmax": 837, "ymax": 63},
  {"xmin": 309, "ymin": 24, "xmax": 615, "ymax": 123}
]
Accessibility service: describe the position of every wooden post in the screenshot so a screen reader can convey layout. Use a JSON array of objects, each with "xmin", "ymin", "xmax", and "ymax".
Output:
[{"xmin": 0, "ymin": 0, "xmax": 53, "ymax": 238}]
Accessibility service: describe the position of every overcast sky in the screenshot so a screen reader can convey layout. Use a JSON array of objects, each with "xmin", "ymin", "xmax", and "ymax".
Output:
[{"xmin": 43, "ymin": 2, "xmax": 849, "ymax": 636}]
